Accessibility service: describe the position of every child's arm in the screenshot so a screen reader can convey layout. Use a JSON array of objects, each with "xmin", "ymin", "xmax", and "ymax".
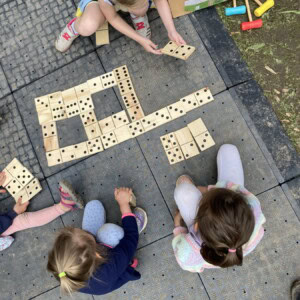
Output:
[
  {"xmin": 154, "ymin": 0, "xmax": 186, "ymax": 45},
  {"xmin": 98, "ymin": 0, "xmax": 161, "ymax": 54}
]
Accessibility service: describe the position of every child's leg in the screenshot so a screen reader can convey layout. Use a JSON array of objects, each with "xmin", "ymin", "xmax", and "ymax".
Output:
[
  {"xmin": 217, "ymin": 144, "xmax": 245, "ymax": 186},
  {"xmin": 97, "ymin": 223, "xmax": 124, "ymax": 247},
  {"xmin": 75, "ymin": 1, "xmax": 106, "ymax": 36},
  {"xmin": 82, "ymin": 200, "xmax": 106, "ymax": 237},
  {"xmin": 1, "ymin": 205, "xmax": 65, "ymax": 237},
  {"xmin": 174, "ymin": 181, "xmax": 202, "ymax": 228}
]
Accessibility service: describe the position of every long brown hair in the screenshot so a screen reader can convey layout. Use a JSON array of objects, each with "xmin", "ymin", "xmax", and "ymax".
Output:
[
  {"xmin": 196, "ymin": 188, "xmax": 255, "ymax": 268},
  {"xmin": 47, "ymin": 227, "xmax": 108, "ymax": 295}
]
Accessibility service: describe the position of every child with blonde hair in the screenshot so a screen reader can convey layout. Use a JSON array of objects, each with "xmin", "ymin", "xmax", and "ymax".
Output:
[
  {"xmin": 0, "ymin": 174, "xmax": 83, "ymax": 251},
  {"xmin": 47, "ymin": 187, "xmax": 147, "ymax": 296},
  {"xmin": 172, "ymin": 144, "xmax": 266, "ymax": 272},
  {"xmin": 56, "ymin": 0, "xmax": 185, "ymax": 53}
]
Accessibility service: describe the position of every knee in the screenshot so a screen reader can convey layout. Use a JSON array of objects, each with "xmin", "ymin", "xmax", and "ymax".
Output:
[
  {"xmin": 77, "ymin": 18, "xmax": 101, "ymax": 36},
  {"xmin": 130, "ymin": 7, "xmax": 148, "ymax": 17},
  {"xmin": 85, "ymin": 200, "xmax": 104, "ymax": 210},
  {"xmin": 174, "ymin": 182, "xmax": 199, "ymax": 203}
]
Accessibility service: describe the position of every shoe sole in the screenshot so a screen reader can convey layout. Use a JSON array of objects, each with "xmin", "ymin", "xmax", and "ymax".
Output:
[
  {"xmin": 59, "ymin": 180, "xmax": 84, "ymax": 208},
  {"xmin": 134, "ymin": 207, "xmax": 148, "ymax": 233}
]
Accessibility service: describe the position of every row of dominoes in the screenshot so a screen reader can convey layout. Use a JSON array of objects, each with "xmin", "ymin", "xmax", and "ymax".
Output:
[
  {"xmin": 160, "ymin": 118, "xmax": 215, "ymax": 165},
  {"xmin": 161, "ymin": 41, "xmax": 196, "ymax": 60},
  {"xmin": 1, "ymin": 158, "xmax": 42, "ymax": 203},
  {"xmin": 45, "ymin": 87, "xmax": 215, "ymax": 166}
]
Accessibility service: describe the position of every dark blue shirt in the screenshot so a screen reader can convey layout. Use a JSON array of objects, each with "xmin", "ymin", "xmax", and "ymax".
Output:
[
  {"xmin": 80, "ymin": 215, "xmax": 141, "ymax": 295},
  {"xmin": 0, "ymin": 210, "xmax": 17, "ymax": 234}
]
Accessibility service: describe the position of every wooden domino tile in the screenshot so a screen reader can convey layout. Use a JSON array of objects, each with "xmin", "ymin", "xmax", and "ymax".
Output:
[
  {"xmin": 112, "ymin": 111, "xmax": 129, "ymax": 128},
  {"xmin": 100, "ymin": 72, "xmax": 117, "ymax": 89},
  {"xmin": 96, "ymin": 29, "xmax": 109, "ymax": 46},
  {"xmin": 181, "ymin": 141, "xmax": 200, "ymax": 160},
  {"xmin": 25, "ymin": 178, "xmax": 42, "ymax": 200},
  {"xmin": 14, "ymin": 188, "xmax": 29, "ymax": 204},
  {"xmin": 62, "ymin": 88, "xmax": 78, "ymax": 103},
  {"xmin": 6, "ymin": 158, "xmax": 24, "ymax": 177},
  {"xmin": 153, "ymin": 108, "xmax": 171, "ymax": 125},
  {"xmin": 35, "ymin": 95, "xmax": 50, "ymax": 112},
  {"xmin": 161, "ymin": 41, "xmax": 178, "ymax": 55},
  {"xmin": 118, "ymin": 78, "xmax": 134, "ymax": 96},
  {"xmin": 87, "ymin": 76, "xmax": 104, "ymax": 94},
  {"xmin": 46, "ymin": 150, "xmax": 63, "ymax": 167},
  {"xmin": 101, "ymin": 131, "xmax": 118, "ymax": 149},
  {"xmin": 74, "ymin": 83, "xmax": 90, "ymax": 98},
  {"xmin": 141, "ymin": 108, "xmax": 171, "ymax": 132},
  {"xmin": 127, "ymin": 120, "xmax": 144, "ymax": 137},
  {"xmin": 1, "ymin": 169, "xmax": 14, "ymax": 187},
  {"xmin": 127, "ymin": 104, "xmax": 144, "ymax": 121},
  {"xmin": 187, "ymin": 118, "xmax": 207, "ymax": 138},
  {"xmin": 80, "ymin": 110, "xmax": 97, "ymax": 127},
  {"xmin": 114, "ymin": 65, "xmax": 130, "ymax": 82},
  {"xmin": 121, "ymin": 92, "xmax": 139, "ymax": 108},
  {"xmin": 180, "ymin": 93, "xmax": 199, "ymax": 112},
  {"xmin": 195, "ymin": 131, "xmax": 215, "ymax": 151},
  {"xmin": 37, "ymin": 107, "xmax": 53, "ymax": 125},
  {"xmin": 160, "ymin": 133, "xmax": 178, "ymax": 151},
  {"xmin": 42, "ymin": 121, "xmax": 57, "ymax": 138},
  {"xmin": 51, "ymin": 104, "xmax": 67, "ymax": 121},
  {"xmin": 64, "ymin": 98, "xmax": 80, "ymax": 118},
  {"xmin": 78, "ymin": 94, "xmax": 94, "ymax": 112},
  {"xmin": 167, "ymin": 101, "xmax": 185, "ymax": 119},
  {"xmin": 44, "ymin": 136, "xmax": 59, "ymax": 152},
  {"xmin": 165, "ymin": 147, "xmax": 184, "ymax": 165},
  {"xmin": 15, "ymin": 167, "xmax": 34, "ymax": 186},
  {"xmin": 87, "ymin": 137, "xmax": 104, "ymax": 154},
  {"xmin": 172, "ymin": 44, "xmax": 195, "ymax": 60},
  {"xmin": 99, "ymin": 116, "xmax": 115, "ymax": 134},
  {"xmin": 60, "ymin": 146, "xmax": 76, "ymax": 163},
  {"xmin": 114, "ymin": 125, "xmax": 132, "ymax": 143},
  {"xmin": 84, "ymin": 123, "xmax": 102, "ymax": 140},
  {"xmin": 48, "ymin": 92, "xmax": 64, "ymax": 106},
  {"xmin": 194, "ymin": 87, "xmax": 214, "ymax": 106},
  {"xmin": 175, "ymin": 127, "xmax": 194, "ymax": 146},
  {"xmin": 6, "ymin": 178, "xmax": 23, "ymax": 197},
  {"xmin": 73, "ymin": 142, "xmax": 89, "ymax": 159}
]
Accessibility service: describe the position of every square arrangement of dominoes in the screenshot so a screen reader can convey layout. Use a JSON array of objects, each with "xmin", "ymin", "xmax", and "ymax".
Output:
[
  {"xmin": 34, "ymin": 62, "xmax": 214, "ymax": 167},
  {"xmin": 1, "ymin": 158, "xmax": 42, "ymax": 203},
  {"xmin": 160, "ymin": 118, "xmax": 215, "ymax": 165}
]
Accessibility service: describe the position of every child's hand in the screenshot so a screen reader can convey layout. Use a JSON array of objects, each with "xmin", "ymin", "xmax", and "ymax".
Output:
[
  {"xmin": 114, "ymin": 187, "xmax": 132, "ymax": 206},
  {"xmin": 168, "ymin": 30, "xmax": 186, "ymax": 46},
  {"xmin": 0, "ymin": 172, "xmax": 7, "ymax": 193},
  {"xmin": 13, "ymin": 198, "xmax": 29, "ymax": 215},
  {"xmin": 139, "ymin": 38, "xmax": 162, "ymax": 55}
]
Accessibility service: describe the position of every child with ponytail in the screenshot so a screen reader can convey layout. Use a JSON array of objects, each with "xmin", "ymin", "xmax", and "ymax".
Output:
[
  {"xmin": 172, "ymin": 144, "xmax": 266, "ymax": 272},
  {"xmin": 47, "ymin": 187, "xmax": 147, "ymax": 296}
]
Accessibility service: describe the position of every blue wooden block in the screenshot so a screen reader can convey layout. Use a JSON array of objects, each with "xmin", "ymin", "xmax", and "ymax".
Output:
[{"xmin": 225, "ymin": 5, "xmax": 246, "ymax": 16}]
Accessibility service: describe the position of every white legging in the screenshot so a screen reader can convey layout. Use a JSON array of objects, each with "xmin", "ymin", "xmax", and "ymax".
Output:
[{"xmin": 174, "ymin": 144, "xmax": 244, "ymax": 228}]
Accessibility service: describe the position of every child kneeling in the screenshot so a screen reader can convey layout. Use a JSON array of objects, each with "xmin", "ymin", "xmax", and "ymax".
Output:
[
  {"xmin": 47, "ymin": 187, "xmax": 147, "ymax": 296},
  {"xmin": 172, "ymin": 144, "xmax": 266, "ymax": 272}
]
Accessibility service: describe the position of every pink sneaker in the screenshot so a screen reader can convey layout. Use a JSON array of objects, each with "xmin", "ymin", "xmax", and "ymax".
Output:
[
  {"xmin": 130, "ymin": 14, "xmax": 151, "ymax": 39},
  {"xmin": 55, "ymin": 18, "xmax": 79, "ymax": 53}
]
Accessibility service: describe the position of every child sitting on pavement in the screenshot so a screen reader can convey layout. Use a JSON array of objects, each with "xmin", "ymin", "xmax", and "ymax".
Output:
[
  {"xmin": 47, "ymin": 187, "xmax": 147, "ymax": 296},
  {"xmin": 172, "ymin": 144, "xmax": 266, "ymax": 272},
  {"xmin": 56, "ymin": 0, "xmax": 185, "ymax": 53},
  {"xmin": 0, "ymin": 174, "xmax": 83, "ymax": 251}
]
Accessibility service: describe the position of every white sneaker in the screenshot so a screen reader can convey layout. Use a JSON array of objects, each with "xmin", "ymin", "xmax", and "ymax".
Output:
[
  {"xmin": 55, "ymin": 19, "xmax": 78, "ymax": 53},
  {"xmin": 130, "ymin": 14, "xmax": 151, "ymax": 39}
]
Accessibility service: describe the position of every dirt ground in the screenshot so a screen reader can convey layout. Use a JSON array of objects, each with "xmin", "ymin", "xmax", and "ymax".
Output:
[{"xmin": 216, "ymin": 0, "xmax": 300, "ymax": 153}]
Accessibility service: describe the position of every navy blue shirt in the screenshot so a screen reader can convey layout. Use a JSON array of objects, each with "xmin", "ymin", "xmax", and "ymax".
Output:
[
  {"xmin": 0, "ymin": 210, "xmax": 17, "ymax": 234},
  {"xmin": 80, "ymin": 215, "xmax": 141, "ymax": 295}
]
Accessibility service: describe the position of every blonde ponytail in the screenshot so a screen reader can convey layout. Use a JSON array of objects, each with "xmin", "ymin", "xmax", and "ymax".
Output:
[{"xmin": 47, "ymin": 227, "xmax": 107, "ymax": 296}]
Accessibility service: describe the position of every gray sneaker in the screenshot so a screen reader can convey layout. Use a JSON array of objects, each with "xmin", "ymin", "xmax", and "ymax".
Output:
[
  {"xmin": 134, "ymin": 207, "xmax": 148, "ymax": 233},
  {"xmin": 130, "ymin": 14, "xmax": 151, "ymax": 39},
  {"xmin": 55, "ymin": 19, "xmax": 78, "ymax": 53}
]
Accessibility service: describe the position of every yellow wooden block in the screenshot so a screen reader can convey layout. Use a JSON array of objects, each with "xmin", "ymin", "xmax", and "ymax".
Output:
[{"xmin": 96, "ymin": 29, "xmax": 109, "ymax": 46}]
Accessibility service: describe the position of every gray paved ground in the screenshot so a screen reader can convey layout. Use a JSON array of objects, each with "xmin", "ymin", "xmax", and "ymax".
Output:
[{"xmin": 0, "ymin": 1, "xmax": 299, "ymax": 300}]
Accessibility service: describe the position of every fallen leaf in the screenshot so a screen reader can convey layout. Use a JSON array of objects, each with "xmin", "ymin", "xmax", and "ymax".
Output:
[
  {"xmin": 275, "ymin": 95, "xmax": 280, "ymax": 102},
  {"xmin": 274, "ymin": 89, "xmax": 280, "ymax": 94},
  {"xmin": 265, "ymin": 65, "xmax": 277, "ymax": 74},
  {"xmin": 286, "ymin": 113, "xmax": 291, "ymax": 117},
  {"xmin": 282, "ymin": 88, "xmax": 289, "ymax": 93},
  {"xmin": 282, "ymin": 119, "xmax": 290, "ymax": 123},
  {"xmin": 294, "ymin": 128, "xmax": 300, "ymax": 132}
]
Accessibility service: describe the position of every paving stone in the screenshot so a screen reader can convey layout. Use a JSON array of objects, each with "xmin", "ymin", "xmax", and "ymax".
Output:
[
  {"xmin": 46, "ymin": 138, "xmax": 174, "ymax": 247},
  {"xmin": 230, "ymin": 80, "xmax": 300, "ymax": 182},
  {"xmin": 282, "ymin": 176, "xmax": 300, "ymax": 220},
  {"xmin": 0, "ymin": 181, "xmax": 65, "ymax": 300},
  {"xmin": 0, "ymin": 95, "xmax": 43, "ymax": 202},
  {"xmin": 0, "ymin": 63, "xmax": 10, "ymax": 99},
  {"xmin": 0, "ymin": 0, "xmax": 94, "ymax": 90},
  {"xmin": 135, "ymin": 90, "xmax": 278, "ymax": 213},
  {"xmin": 14, "ymin": 53, "xmax": 122, "ymax": 177},
  {"xmin": 97, "ymin": 16, "xmax": 226, "ymax": 115},
  {"xmin": 95, "ymin": 235, "xmax": 209, "ymax": 300},
  {"xmin": 31, "ymin": 287, "xmax": 93, "ymax": 300},
  {"xmin": 189, "ymin": 7, "xmax": 252, "ymax": 88},
  {"xmin": 199, "ymin": 186, "xmax": 300, "ymax": 300}
]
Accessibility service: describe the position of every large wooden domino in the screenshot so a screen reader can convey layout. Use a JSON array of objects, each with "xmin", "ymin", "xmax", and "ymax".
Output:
[
  {"xmin": 87, "ymin": 138, "xmax": 104, "ymax": 154},
  {"xmin": 114, "ymin": 125, "xmax": 132, "ymax": 143},
  {"xmin": 112, "ymin": 111, "xmax": 130, "ymax": 128},
  {"xmin": 100, "ymin": 72, "xmax": 117, "ymax": 89},
  {"xmin": 121, "ymin": 91, "xmax": 139, "ymax": 109},
  {"xmin": 181, "ymin": 141, "xmax": 200, "ymax": 159},
  {"xmin": 162, "ymin": 41, "xmax": 196, "ymax": 60},
  {"xmin": 175, "ymin": 127, "xmax": 194, "ymax": 146},
  {"xmin": 80, "ymin": 110, "xmax": 97, "ymax": 127},
  {"xmin": 87, "ymin": 77, "xmax": 103, "ymax": 94},
  {"xmin": 127, "ymin": 104, "xmax": 144, "ymax": 121},
  {"xmin": 195, "ymin": 131, "xmax": 215, "ymax": 151},
  {"xmin": 194, "ymin": 87, "xmax": 214, "ymax": 106},
  {"xmin": 101, "ymin": 131, "xmax": 118, "ymax": 149},
  {"xmin": 187, "ymin": 118, "xmax": 207, "ymax": 137},
  {"xmin": 127, "ymin": 120, "xmax": 145, "ymax": 137},
  {"xmin": 114, "ymin": 65, "xmax": 130, "ymax": 82},
  {"xmin": 99, "ymin": 116, "xmax": 116, "ymax": 134}
]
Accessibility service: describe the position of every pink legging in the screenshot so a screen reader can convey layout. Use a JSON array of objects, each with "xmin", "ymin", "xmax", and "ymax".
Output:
[{"xmin": 1, "ymin": 204, "xmax": 65, "ymax": 236}]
